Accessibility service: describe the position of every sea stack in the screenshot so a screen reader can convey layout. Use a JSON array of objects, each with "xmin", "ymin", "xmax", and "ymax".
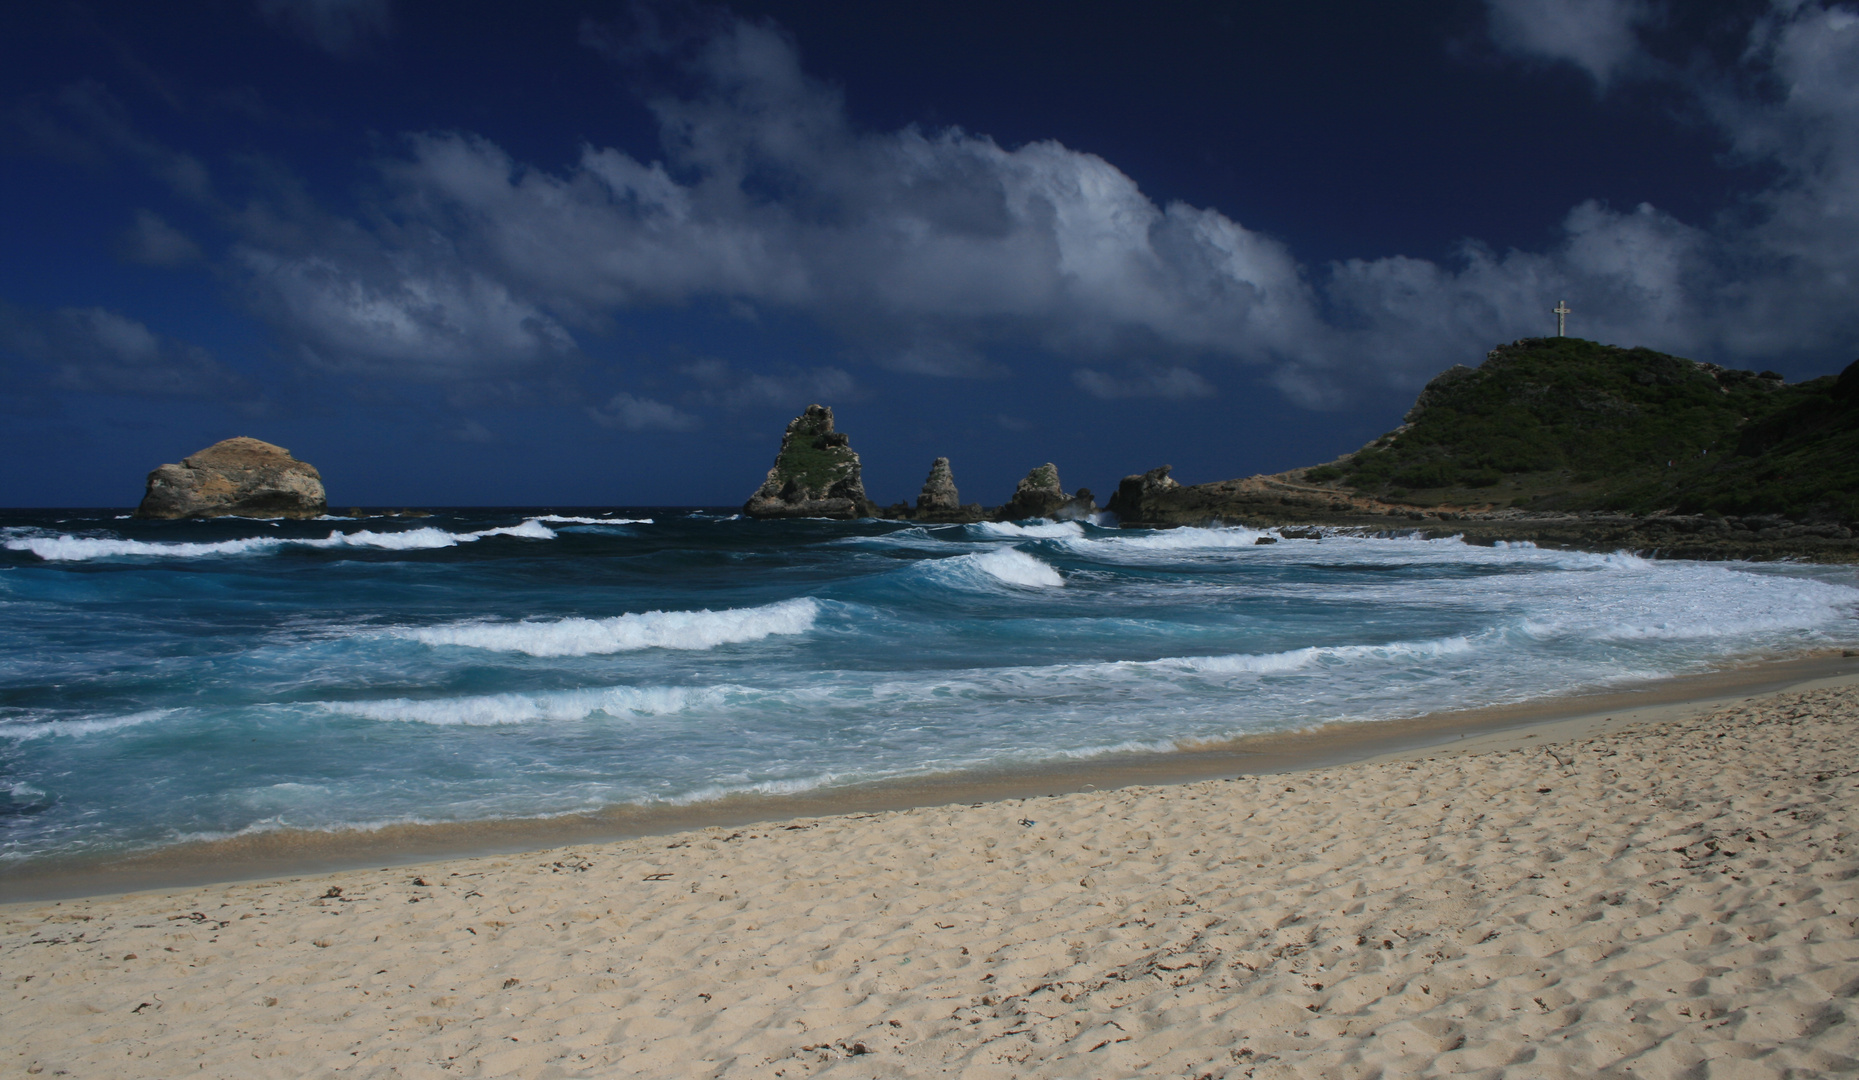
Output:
[
  {"xmin": 134, "ymin": 437, "xmax": 327, "ymax": 520},
  {"xmin": 996, "ymin": 463, "xmax": 1097, "ymax": 521},
  {"xmin": 743, "ymin": 405, "xmax": 876, "ymax": 520},
  {"xmin": 906, "ymin": 457, "xmax": 985, "ymax": 523},
  {"xmin": 918, "ymin": 457, "xmax": 960, "ymax": 514}
]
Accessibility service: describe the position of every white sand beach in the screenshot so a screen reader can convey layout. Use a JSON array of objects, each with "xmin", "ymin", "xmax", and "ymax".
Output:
[{"xmin": 6, "ymin": 674, "xmax": 1858, "ymax": 1079}]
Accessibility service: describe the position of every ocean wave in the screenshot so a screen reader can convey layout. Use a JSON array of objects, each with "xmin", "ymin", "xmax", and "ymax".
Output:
[
  {"xmin": 1063, "ymin": 525, "xmax": 1273, "ymax": 554},
  {"xmin": 321, "ymin": 684, "xmax": 727, "ymax": 725},
  {"xmin": 1150, "ymin": 635, "xmax": 1480, "ymax": 676},
  {"xmin": 400, "ymin": 597, "xmax": 820, "ymax": 657},
  {"xmin": 970, "ymin": 520, "xmax": 1086, "ymax": 539},
  {"xmin": 0, "ymin": 709, "xmax": 174, "ymax": 741},
  {"xmin": 927, "ymin": 548, "xmax": 1065, "ymax": 589},
  {"xmin": 535, "ymin": 515, "xmax": 654, "ymax": 525},
  {"xmin": 4, "ymin": 519, "xmax": 558, "ymax": 561}
]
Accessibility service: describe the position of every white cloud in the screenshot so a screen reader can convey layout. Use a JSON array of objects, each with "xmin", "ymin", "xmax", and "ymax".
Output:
[
  {"xmin": 1072, "ymin": 366, "xmax": 1216, "ymax": 400},
  {"xmin": 1484, "ymin": 0, "xmax": 1654, "ymax": 87},
  {"xmin": 210, "ymin": 4, "xmax": 1859, "ymax": 403},
  {"xmin": 587, "ymin": 392, "xmax": 700, "ymax": 432},
  {"xmin": 235, "ymin": 247, "xmax": 575, "ymax": 377}
]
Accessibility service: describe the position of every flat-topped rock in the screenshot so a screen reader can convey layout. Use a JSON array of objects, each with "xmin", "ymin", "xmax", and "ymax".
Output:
[
  {"xmin": 744, "ymin": 405, "xmax": 876, "ymax": 520},
  {"xmin": 135, "ymin": 437, "xmax": 327, "ymax": 519}
]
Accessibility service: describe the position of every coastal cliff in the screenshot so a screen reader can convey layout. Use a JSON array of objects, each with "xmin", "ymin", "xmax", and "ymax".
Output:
[
  {"xmin": 1109, "ymin": 338, "xmax": 1859, "ymax": 561},
  {"xmin": 135, "ymin": 437, "xmax": 326, "ymax": 520},
  {"xmin": 744, "ymin": 405, "xmax": 877, "ymax": 519}
]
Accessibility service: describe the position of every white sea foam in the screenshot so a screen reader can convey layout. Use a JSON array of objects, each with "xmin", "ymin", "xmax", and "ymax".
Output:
[
  {"xmin": 5, "ymin": 519, "xmax": 558, "ymax": 561},
  {"xmin": 971, "ymin": 520, "xmax": 1086, "ymax": 539},
  {"xmin": 930, "ymin": 548, "xmax": 1065, "ymax": 589},
  {"xmin": 1081, "ymin": 525, "xmax": 1271, "ymax": 551},
  {"xmin": 0, "ymin": 709, "xmax": 173, "ymax": 741},
  {"xmin": 535, "ymin": 515, "xmax": 654, "ymax": 525},
  {"xmin": 401, "ymin": 597, "xmax": 820, "ymax": 657},
  {"xmin": 323, "ymin": 685, "xmax": 724, "ymax": 725},
  {"xmin": 1153, "ymin": 635, "xmax": 1480, "ymax": 676}
]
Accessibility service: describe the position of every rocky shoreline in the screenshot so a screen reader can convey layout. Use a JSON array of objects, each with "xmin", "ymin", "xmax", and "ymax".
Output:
[
  {"xmin": 1105, "ymin": 464, "xmax": 1859, "ymax": 562},
  {"xmin": 738, "ymin": 404, "xmax": 1857, "ymax": 562}
]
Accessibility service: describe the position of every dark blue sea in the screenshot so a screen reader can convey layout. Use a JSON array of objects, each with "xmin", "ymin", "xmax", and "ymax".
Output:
[{"xmin": 3, "ymin": 508, "xmax": 1856, "ymax": 870}]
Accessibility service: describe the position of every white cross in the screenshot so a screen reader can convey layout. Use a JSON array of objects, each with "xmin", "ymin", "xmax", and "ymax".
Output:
[{"xmin": 1554, "ymin": 300, "xmax": 1571, "ymax": 337}]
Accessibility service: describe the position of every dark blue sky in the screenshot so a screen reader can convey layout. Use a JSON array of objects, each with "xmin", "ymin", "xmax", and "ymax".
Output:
[{"xmin": 4, "ymin": 0, "xmax": 1856, "ymax": 507}]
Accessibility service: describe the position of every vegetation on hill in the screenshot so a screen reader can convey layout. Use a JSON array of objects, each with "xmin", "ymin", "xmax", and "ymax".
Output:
[{"xmin": 1307, "ymin": 337, "xmax": 1859, "ymax": 523}]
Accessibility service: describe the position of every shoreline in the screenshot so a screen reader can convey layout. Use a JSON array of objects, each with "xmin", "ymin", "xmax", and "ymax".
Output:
[{"xmin": 8, "ymin": 648, "xmax": 1856, "ymax": 905}]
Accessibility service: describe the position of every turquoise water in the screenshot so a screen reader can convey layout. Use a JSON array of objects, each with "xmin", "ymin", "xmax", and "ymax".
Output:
[{"xmin": 3, "ymin": 508, "xmax": 1856, "ymax": 867}]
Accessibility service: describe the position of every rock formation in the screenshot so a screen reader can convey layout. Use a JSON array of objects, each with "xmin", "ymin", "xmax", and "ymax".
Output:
[
  {"xmin": 743, "ymin": 405, "xmax": 877, "ymax": 519},
  {"xmin": 894, "ymin": 458, "xmax": 986, "ymax": 522},
  {"xmin": 996, "ymin": 463, "xmax": 1097, "ymax": 521},
  {"xmin": 135, "ymin": 437, "xmax": 327, "ymax": 519},
  {"xmin": 918, "ymin": 457, "xmax": 960, "ymax": 514},
  {"xmin": 1104, "ymin": 464, "xmax": 1182, "ymax": 524}
]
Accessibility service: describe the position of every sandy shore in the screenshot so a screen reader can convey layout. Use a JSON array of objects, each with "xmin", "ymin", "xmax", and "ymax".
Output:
[{"xmin": 7, "ymin": 672, "xmax": 1859, "ymax": 1078}]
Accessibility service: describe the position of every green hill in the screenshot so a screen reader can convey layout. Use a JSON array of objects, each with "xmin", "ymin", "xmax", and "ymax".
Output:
[{"xmin": 1309, "ymin": 337, "xmax": 1859, "ymax": 523}]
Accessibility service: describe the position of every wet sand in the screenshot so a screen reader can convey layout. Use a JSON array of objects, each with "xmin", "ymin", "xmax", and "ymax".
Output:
[{"xmin": 5, "ymin": 657, "xmax": 1858, "ymax": 1077}]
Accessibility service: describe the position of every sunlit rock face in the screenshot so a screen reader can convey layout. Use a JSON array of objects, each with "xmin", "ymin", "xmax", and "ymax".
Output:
[{"xmin": 135, "ymin": 437, "xmax": 327, "ymax": 520}]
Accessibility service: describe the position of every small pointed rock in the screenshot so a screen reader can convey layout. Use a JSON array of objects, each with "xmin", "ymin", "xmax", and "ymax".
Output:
[{"xmin": 917, "ymin": 457, "xmax": 961, "ymax": 515}]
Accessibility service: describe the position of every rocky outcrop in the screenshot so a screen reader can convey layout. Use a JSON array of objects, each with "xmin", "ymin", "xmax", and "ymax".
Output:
[
  {"xmin": 919, "ymin": 458, "xmax": 960, "ymax": 514},
  {"xmin": 1104, "ymin": 465, "xmax": 1182, "ymax": 524},
  {"xmin": 995, "ymin": 463, "xmax": 1096, "ymax": 521},
  {"xmin": 1094, "ymin": 464, "xmax": 1859, "ymax": 561},
  {"xmin": 135, "ymin": 437, "xmax": 326, "ymax": 519},
  {"xmin": 743, "ymin": 405, "xmax": 877, "ymax": 520},
  {"xmin": 897, "ymin": 457, "xmax": 985, "ymax": 522}
]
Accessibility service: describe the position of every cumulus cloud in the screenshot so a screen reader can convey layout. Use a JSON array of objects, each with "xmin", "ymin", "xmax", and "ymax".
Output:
[
  {"xmin": 1484, "ymin": 0, "xmax": 1654, "ymax": 87},
  {"xmin": 1465, "ymin": 0, "xmax": 1859, "ymax": 366},
  {"xmin": 255, "ymin": 0, "xmax": 393, "ymax": 57},
  {"xmin": 0, "ymin": 301, "xmax": 247, "ymax": 399},
  {"xmin": 1072, "ymin": 365, "xmax": 1216, "ymax": 400},
  {"xmin": 234, "ymin": 246, "xmax": 576, "ymax": 378},
  {"xmin": 66, "ymin": 3, "xmax": 1846, "ymax": 409},
  {"xmin": 587, "ymin": 391, "xmax": 700, "ymax": 431}
]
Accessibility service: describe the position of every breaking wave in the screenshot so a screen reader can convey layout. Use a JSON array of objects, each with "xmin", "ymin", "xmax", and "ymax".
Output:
[
  {"xmin": 321, "ymin": 685, "xmax": 726, "ymax": 726},
  {"xmin": 926, "ymin": 548, "xmax": 1065, "ymax": 589},
  {"xmin": 534, "ymin": 515, "xmax": 653, "ymax": 525},
  {"xmin": 4, "ymin": 519, "xmax": 558, "ymax": 561},
  {"xmin": 970, "ymin": 520, "xmax": 1086, "ymax": 539},
  {"xmin": 0, "ymin": 709, "xmax": 174, "ymax": 741},
  {"xmin": 400, "ymin": 597, "xmax": 821, "ymax": 657}
]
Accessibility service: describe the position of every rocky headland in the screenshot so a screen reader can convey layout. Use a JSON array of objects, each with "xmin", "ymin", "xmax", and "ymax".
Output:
[
  {"xmin": 747, "ymin": 337, "xmax": 1855, "ymax": 560},
  {"xmin": 135, "ymin": 437, "xmax": 327, "ymax": 520},
  {"xmin": 743, "ymin": 405, "xmax": 878, "ymax": 520},
  {"xmin": 1108, "ymin": 338, "xmax": 1859, "ymax": 561}
]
